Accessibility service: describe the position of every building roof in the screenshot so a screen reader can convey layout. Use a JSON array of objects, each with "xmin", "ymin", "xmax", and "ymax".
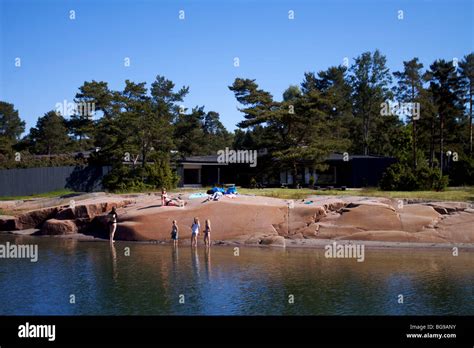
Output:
[
  {"xmin": 178, "ymin": 153, "xmax": 393, "ymax": 164},
  {"xmin": 326, "ymin": 153, "xmax": 394, "ymax": 161},
  {"xmin": 179, "ymin": 155, "xmax": 220, "ymax": 163}
]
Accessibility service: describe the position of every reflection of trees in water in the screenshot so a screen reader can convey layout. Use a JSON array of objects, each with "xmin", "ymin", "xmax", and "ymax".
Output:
[
  {"xmin": 9, "ymin": 236, "xmax": 471, "ymax": 315},
  {"xmin": 267, "ymin": 250, "xmax": 400, "ymax": 315},
  {"xmin": 0, "ymin": 235, "xmax": 83, "ymax": 314},
  {"xmin": 96, "ymin": 243, "xmax": 175, "ymax": 314},
  {"xmin": 239, "ymin": 249, "xmax": 474, "ymax": 315},
  {"xmin": 15, "ymin": 234, "xmax": 79, "ymax": 254},
  {"xmin": 398, "ymin": 256, "xmax": 474, "ymax": 315},
  {"xmin": 351, "ymin": 253, "xmax": 474, "ymax": 315},
  {"xmin": 50, "ymin": 238, "xmax": 78, "ymax": 254}
]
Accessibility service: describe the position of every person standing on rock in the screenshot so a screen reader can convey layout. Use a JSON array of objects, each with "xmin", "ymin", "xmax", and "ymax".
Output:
[
  {"xmin": 171, "ymin": 220, "xmax": 179, "ymax": 247},
  {"xmin": 204, "ymin": 219, "xmax": 211, "ymax": 247},
  {"xmin": 191, "ymin": 217, "xmax": 200, "ymax": 247},
  {"xmin": 108, "ymin": 207, "xmax": 118, "ymax": 243}
]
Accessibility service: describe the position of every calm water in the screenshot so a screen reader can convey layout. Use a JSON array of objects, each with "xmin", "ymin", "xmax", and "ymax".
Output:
[{"xmin": 0, "ymin": 234, "xmax": 473, "ymax": 315}]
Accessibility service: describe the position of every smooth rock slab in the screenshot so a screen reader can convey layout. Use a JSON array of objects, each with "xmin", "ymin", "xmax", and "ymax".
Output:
[
  {"xmin": 17, "ymin": 207, "xmax": 59, "ymax": 230},
  {"xmin": 398, "ymin": 205, "xmax": 441, "ymax": 232},
  {"xmin": 335, "ymin": 205, "xmax": 402, "ymax": 231},
  {"xmin": 40, "ymin": 219, "xmax": 78, "ymax": 235}
]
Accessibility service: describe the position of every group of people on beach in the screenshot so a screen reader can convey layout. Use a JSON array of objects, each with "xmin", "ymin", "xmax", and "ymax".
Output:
[
  {"xmin": 107, "ymin": 188, "xmax": 212, "ymax": 246},
  {"xmin": 162, "ymin": 188, "xmax": 212, "ymax": 246},
  {"xmin": 171, "ymin": 217, "xmax": 212, "ymax": 247}
]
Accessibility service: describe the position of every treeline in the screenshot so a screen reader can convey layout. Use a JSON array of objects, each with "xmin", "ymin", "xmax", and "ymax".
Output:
[
  {"xmin": 0, "ymin": 50, "xmax": 473, "ymax": 190},
  {"xmin": 0, "ymin": 76, "xmax": 233, "ymax": 190},
  {"xmin": 228, "ymin": 50, "xmax": 474, "ymax": 189}
]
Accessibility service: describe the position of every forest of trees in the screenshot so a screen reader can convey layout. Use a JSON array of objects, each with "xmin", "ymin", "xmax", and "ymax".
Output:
[
  {"xmin": 0, "ymin": 76, "xmax": 233, "ymax": 190},
  {"xmin": 0, "ymin": 50, "xmax": 473, "ymax": 191}
]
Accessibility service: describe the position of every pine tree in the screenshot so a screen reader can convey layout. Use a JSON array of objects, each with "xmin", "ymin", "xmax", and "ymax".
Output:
[
  {"xmin": 0, "ymin": 101, "xmax": 25, "ymax": 156},
  {"xmin": 349, "ymin": 50, "xmax": 395, "ymax": 155},
  {"xmin": 29, "ymin": 111, "xmax": 70, "ymax": 156},
  {"xmin": 426, "ymin": 60, "xmax": 464, "ymax": 173},
  {"xmin": 309, "ymin": 66, "xmax": 353, "ymax": 144},
  {"xmin": 393, "ymin": 58, "xmax": 425, "ymax": 169},
  {"xmin": 173, "ymin": 106, "xmax": 206, "ymax": 156},
  {"xmin": 459, "ymin": 53, "xmax": 474, "ymax": 155},
  {"xmin": 229, "ymin": 78, "xmax": 349, "ymax": 185}
]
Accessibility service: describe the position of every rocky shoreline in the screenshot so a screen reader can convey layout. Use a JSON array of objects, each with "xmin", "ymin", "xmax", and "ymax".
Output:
[{"xmin": 1, "ymin": 192, "xmax": 473, "ymax": 248}]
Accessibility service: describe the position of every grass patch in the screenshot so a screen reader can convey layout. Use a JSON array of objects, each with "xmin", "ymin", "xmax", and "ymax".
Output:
[
  {"xmin": 237, "ymin": 188, "xmax": 316, "ymax": 200},
  {"xmin": 0, "ymin": 189, "xmax": 77, "ymax": 201},
  {"xmin": 242, "ymin": 187, "xmax": 474, "ymax": 202},
  {"xmin": 341, "ymin": 187, "xmax": 474, "ymax": 202}
]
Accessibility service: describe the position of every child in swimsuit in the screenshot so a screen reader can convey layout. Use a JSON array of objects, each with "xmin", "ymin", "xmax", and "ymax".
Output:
[
  {"xmin": 191, "ymin": 217, "xmax": 200, "ymax": 247},
  {"xmin": 171, "ymin": 220, "xmax": 179, "ymax": 246},
  {"xmin": 204, "ymin": 219, "xmax": 211, "ymax": 247}
]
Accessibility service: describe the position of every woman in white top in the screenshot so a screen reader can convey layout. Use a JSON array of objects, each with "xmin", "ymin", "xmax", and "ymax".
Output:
[{"xmin": 191, "ymin": 217, "xmax": 200, "ymax": 247}]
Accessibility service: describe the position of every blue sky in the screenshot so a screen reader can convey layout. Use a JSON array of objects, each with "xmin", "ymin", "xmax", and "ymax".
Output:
[{"xmin": 1, "ymin": 0, "xmax": 473, "ymax": 134}]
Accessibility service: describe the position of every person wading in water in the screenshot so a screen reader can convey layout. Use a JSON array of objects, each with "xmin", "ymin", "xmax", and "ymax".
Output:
[{"xmin": 108, "ymin": 207, "xmax": 118, "ymax": 243}]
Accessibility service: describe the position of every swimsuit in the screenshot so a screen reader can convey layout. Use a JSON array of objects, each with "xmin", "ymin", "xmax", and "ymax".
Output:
[
  {"xmin": 191, "ymin": 223, "xmax": 200, "ymax": 235},
  {"xmin": 108, "ymin": 213, "xmax": 117, "ymax": 225},
  {"xmin": 171, "ymin": 226, "xmax": 178, "ymax": 240}
]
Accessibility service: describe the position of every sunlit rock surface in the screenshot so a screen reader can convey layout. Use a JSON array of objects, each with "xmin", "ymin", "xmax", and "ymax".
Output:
[{"xmin": 0, "ymin": 192, "xmax": 473, "ymax": 245}]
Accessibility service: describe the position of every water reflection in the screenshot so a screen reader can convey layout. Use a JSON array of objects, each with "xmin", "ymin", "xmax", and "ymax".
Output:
[
  {"xmin": 109, "ymin": 241, "xmax": 118, "ymax": 281},
  {"xmin": 204, "ymin": 247, "xmax": 211, "ymax": 281},
  {"xmin": 191, "ymin": 246, "xmax": 200, "ymax": 279},
  {"xmin": 172, "ymin": 245, "xmax": 179, "ymax": 268},
  {"xmin": 0, "ymin": 234, "xmax": 472, "ymax": 315}
]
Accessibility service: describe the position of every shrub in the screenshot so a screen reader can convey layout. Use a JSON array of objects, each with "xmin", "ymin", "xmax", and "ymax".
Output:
[
  {"xmin": 380, "ymin": 163, "xmax": 449, "ymax": 191},
  {"xmin": 380, "ymin": 163, "xmax": 417, "ymax": 191},
  {"xmin": 145, "ymin": 159, "xmax": 179, "ymax": 189},
  {"xmin": 309, "ymin": 175, "xmax": 315, "ymax": 188},
  {"xmin": 249, "ymin": 177, "xmax": 257, "ymax": 189},
  {"xmin": 428, "ymin": 168, "xmax": 449, "ymax": 191},
  {"xmin": 102, "ymin": 160, "xmax": 179, "ymax": 192}
]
